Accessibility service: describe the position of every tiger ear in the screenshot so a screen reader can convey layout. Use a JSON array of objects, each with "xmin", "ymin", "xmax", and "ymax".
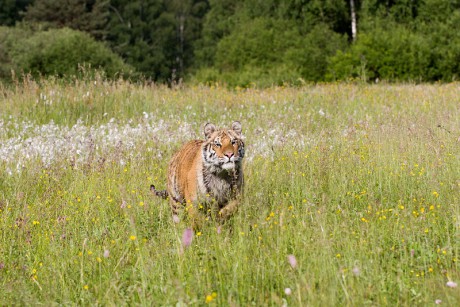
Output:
[
  {"xmin": 204, "ymin": 123, "xmax": 216, "ymax": 139},
  {"xmin": 231, "ymin": 121, "xmax": 242, "ymax": 136}
]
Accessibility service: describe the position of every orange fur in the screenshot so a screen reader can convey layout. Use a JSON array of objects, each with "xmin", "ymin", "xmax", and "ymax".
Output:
[{"xmin": 162, "ymin": 121, "xmax": 245, "ymax": 227}]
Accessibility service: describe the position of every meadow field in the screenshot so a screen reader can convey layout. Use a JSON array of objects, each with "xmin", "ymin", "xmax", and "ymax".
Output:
[{"xmin": 0, "ymin": 79, "xmax": 459, "ymax": 306}]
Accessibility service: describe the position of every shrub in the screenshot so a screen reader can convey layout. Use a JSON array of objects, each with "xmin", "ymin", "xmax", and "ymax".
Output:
[
  {"xmin": 196, "ymin": 18, "xmax": 346, "ymax": 87},
  {"xmin": 421, "ymin": 11, "xmax": 460, "ymax": 81},
  {"xmin": 327, "ymin": 25, "xmax": 431, "ymax": 82},
  {"xmin": 214, "ymin": 17, "xmax": 297, "ymax": 72},
  {"xmin": 0, "ymin": 26, "xmax": 33, "ymax": 79},
  {"xmin": 9, "ymin": 27, "xmax": 132, "ymax": 79},
  {"xmin": 285, "ymin": 23, "xmax": 347, "ymax": 82}
]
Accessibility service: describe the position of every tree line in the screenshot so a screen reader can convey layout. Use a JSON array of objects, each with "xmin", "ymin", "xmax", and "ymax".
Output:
[{"xmin": 1, "ymin": 0, "xmax": 459, "ymax": 86}]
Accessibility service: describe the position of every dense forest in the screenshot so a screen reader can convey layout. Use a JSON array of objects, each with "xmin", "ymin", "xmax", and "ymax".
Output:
[{"xmin": 0, "ymin": 0, "xmax": 459, "ymax": 86}]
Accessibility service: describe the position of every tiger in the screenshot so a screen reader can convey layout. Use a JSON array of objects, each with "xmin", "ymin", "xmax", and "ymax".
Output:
[{"xmin": 151, "ymin": 121, "xmax": 245, "ymax": 227}]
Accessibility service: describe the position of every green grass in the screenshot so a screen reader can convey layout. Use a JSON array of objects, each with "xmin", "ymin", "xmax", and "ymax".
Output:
[{"xmin": 1, "ymin": 79, "xmax": 459, "ymax": 305}]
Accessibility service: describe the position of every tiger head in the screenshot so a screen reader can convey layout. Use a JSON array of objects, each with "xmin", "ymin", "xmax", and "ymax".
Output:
[{"xmin": 202, "ymin": 121, "xmax": 245, "ymax": 172}]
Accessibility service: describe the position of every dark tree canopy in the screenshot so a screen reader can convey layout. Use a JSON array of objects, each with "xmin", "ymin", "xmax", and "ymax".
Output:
[
  {"xmin": 0, "ymin": 0, "xmax": 31, "ymax": 26},
  {"xmin": 0, "ymin": 0, "xmax": 459, "ymax": 84},
  {"xmin": 23, "ymin": 0, "xmax": 109, "ymax": 39},
  {"xmin": 106, "ymin": 0, "xmax": 208, "ymax": 81}
]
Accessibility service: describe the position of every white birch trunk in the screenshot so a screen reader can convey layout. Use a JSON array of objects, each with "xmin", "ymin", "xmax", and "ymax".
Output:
[{"xmin": 350, "ymin": 0, "xmax": 357, "ymax": 41}]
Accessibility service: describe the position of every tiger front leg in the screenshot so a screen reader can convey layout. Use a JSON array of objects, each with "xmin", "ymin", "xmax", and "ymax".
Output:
[{"xmin": 218, "ymin": 199, "xmax": 239, "ymax": 220}]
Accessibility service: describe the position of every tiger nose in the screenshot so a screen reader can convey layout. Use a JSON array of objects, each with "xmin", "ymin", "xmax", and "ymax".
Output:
[{"xmin": 224, "ymin": 152, "xmax": 234, "ymax": 158}]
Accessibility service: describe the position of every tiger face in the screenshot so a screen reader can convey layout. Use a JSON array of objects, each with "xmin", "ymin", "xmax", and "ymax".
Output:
[{"xmin": 202, "ymin": 121, "xmax": 245, "ymax": 172}]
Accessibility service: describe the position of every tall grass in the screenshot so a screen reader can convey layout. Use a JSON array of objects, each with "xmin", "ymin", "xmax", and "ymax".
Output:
[{"xmin": 1, "ymin": 79, "xmax": 459, "ymax": 305}]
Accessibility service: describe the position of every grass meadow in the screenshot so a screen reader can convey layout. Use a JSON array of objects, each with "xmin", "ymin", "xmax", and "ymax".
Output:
[{"xmin": 0, "ymin": 78, "xmax": 459, "ymax": 306}]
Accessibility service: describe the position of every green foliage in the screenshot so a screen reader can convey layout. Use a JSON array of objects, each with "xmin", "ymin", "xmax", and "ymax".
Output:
[
  {"xmin": 215, "ymin": 18, "xmax": 295, "ymax": 71},
  {"xmin": 193, "ymin": 0, "xmax": 242, "ymax": 68},
  {"xmin": 417, "ymin": 0, "xmax": 460, "ymax": 23},
  {"xmin": 106, "ymin": 0, "xmax": 208, "ymax": 82},
  {"xmin": 418, "ymin": 8, "xmax": 460, "ymax": 81},
  {"xmin": 23, "ymin": 0, "xmax": 109, "ymax": 39},
  {"xmin": 196, "ymin": 19, "xmax": 346, "ymax": 86},
  {"xmin": 1, "ymin": 0, "xmax": 460, "ymax": 84},
  {"xmin": 232, "ymin": 0, "xmax": 350, "ymax": 35},
  {"xmin": 194, "ymin": 0, "xmax": 350, "ymax": 85},
  {"xmin": 0, "ymin": 0, "xmax": 31, "ymax": 26},
  {"xmin": 9, "ymin": 28, "xmax": 131, "ymax": 79},
  {"xmin": 211, "ymin": 18, "xmax": 302, "ymax": 86},
  {"xmin": 327, "ymin": 25, "xmax": 431, "ymax": 82},
  {"xmin": 105, "ymin": 0, "xmax": 174, "ymax": 81},
  {"xmin": 198, "ymin": 0, "xmax": 460, "ymax": 84},
  {"xmin": 286, "ymin": 23, "xmax": 348, "ymax": 82},
  {"xmin": 194, "ymin": 65, "xmax": 301, "ymax": 88},
  {"xmin": 0, "ymin": 26, "xmax": 33, "ymax": 79}
]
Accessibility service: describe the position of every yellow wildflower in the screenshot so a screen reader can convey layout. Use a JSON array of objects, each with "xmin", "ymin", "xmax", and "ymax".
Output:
[{"xmin": 205, "ymin": 292, "xmax": 217, "ymax": 304}]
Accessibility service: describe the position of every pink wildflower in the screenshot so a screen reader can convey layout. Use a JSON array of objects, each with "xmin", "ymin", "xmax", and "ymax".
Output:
[
  {"xmin": 287, "ymin": 255, "xmax": 297, "ymax": 269},
  {"xmin": 352, "ymin": 266, "xmax": 361, "ymax": 276},
  {"xmin": 182, "ymin": 228, "xmax": 194, "ymax": 249}
]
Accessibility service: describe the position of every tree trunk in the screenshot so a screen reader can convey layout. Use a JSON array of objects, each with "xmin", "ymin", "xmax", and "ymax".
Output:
[
  {"xmin": 350, "ymin": 0, "xmax": 357, "ymax": 42},
  {"xmin": 178, "ymin": 14, "xmax": 185, "ymax": 76}
]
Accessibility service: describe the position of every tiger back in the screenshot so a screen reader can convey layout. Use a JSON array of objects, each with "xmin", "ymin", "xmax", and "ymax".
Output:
[{"xmin": 153, "ymin": 121, "xmax": 245, "ymax": 227}]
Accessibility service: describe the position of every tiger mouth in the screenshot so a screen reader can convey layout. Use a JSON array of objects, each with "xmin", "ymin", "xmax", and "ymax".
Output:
[{"xmin": 221, "ymin": 161, "xmax": 236, "ymax": 170}]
